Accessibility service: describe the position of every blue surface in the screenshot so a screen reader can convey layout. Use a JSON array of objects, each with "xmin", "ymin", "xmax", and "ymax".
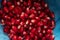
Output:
[
  {"xmin": 0, "ymin": 24, "xmax": 9, "ymax": 40},
  {"xmin": 45, "ymin": 0, "xmax": 60, "ymax": 40},
  {"xmin": 0, "ymin": 0, "xmax": 60, "ymax": 40}
]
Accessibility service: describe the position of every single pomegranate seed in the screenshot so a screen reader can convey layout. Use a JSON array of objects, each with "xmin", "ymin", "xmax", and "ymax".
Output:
[
  {"xmin": 18, "ymin": 36, "xmax": 22, "ymax": 40},
  {"xmin": 12, "ymin": 35, "xmax": 17, "ymax": 40},
  {"xmin": 3, "ymin": 7, "xmax": 9, "ymax": 13}
]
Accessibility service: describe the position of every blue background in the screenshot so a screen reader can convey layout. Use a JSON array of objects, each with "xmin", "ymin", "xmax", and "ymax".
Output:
[{"xmin": 0, "ymin": 0, "xmax": 60, "ymax": 40}]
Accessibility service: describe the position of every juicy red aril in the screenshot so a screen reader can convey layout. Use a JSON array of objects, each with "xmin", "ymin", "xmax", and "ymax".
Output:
[
  {"xmin": 29, "ymin": 13, "xmax": 35, "ymax": 19},
  {"xmin": 4, "ymin": 26, "xmax": 10, "ymax": 34},
  {"xmin": 12, "ymin": 35, "xmax": 17, "ymax": 40},
  {"xmin": 39, "ymin": 33, "xmax": 43, "ymax": 38},
  {"xmin": 9, "ymin": 5, "xmax": 14, "ymax": 11},
  {"xmin": 12, "ymin": 26, "xmax": 18, "ymax": 32},
  {"xmin": 47, "ymin": 29, "xmax": 52, "ymax": 34},
  {"xmin": 3, "ymin": 7, "xmax": 9, "ymax": 13},
  {"xmin": 42, "ymin": 37, "xmax": 46, "ymax": 40},
  {"xmin": 18, "ymin": 36, "xmax": 22, "ymax": 40},
  {"xmin": 39, "ymin": 12, "xmax": 45, "ymax": 18},
  {"xmin": 2, "ymin": 0, "xmax": 7, "ymax": 6},
  {"xmin": 0, "ymin": 0, "xmax": 55, "ymax": 40}
]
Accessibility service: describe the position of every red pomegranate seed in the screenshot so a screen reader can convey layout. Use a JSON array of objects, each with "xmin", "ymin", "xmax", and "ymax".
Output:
[
  {"xmin": 47, "ymin": 29, "xmax": 52, "ymax": 34},
  {"xmin": 2, "ymin": 0, "xmax": 7, "ymax": 6},
  {"xmin": 12, "ymin": 35, "xmax": 17, "ymax": 40},
  {"xmin": 3, "ymin": 7, "xmax": 9, "ymax": 13},
  {"xmin": 42, "ymin": 37, "xmax": 46, "ymax": 40},
  {"xmin": 18, "ymin": 36, "xmax": 22, "ymax": 40},
  {"xmin": 39, "ymin": 33, "xmax": 43, "ymax": 38},
  {"xmin": 0, "ymin": 0, "xmax": 55, "ymax": 40}
]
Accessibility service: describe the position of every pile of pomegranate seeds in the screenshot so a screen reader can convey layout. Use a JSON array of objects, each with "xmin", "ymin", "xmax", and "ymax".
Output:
[{"xmin": 0, "ymin": 0, "xmax": 55, "ymax": 40}]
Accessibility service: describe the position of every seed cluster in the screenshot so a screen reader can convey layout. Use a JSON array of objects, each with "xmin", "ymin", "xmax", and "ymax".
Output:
[{"xmin": 0, "ymin": 0, "xmax": 55, "ymax": 40}]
